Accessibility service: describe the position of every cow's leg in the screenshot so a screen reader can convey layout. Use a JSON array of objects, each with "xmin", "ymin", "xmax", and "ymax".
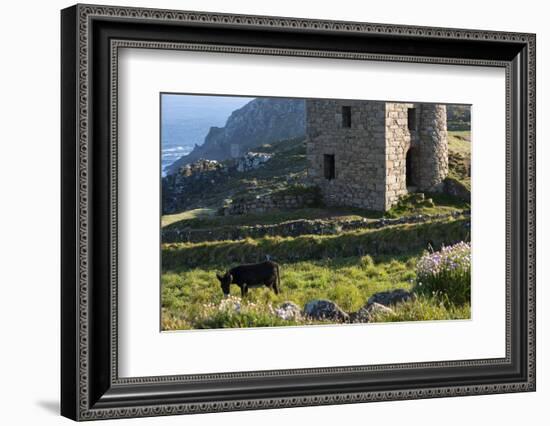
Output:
[
  {"xmin": 268, "ymin": 279, "xmax": 279, "ymax": 295},
  {"xmin": 269, "ymin": 277, "xmax": 279, "ymax": 295},
  {"xmin": 241, "ymin": 285, "xmax": 248, "ymax": 297},
  {"xmin": 275, "ymin": 265, "xmax": 281, "ymax": 295}
]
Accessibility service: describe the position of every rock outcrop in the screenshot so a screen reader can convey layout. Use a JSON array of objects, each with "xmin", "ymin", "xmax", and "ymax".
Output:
[
  {"xmin": 303, "ymin": 299, "xmax": 349, "ymax": 322},
  {"xmin": 236, "ymin": 152, "xmax": 272, "ymax": 172},
  {"xmin": 350, "ymin": 302, "xmax": 395, "ymax": 323},
  {"xmin": 274, "ymin": 302, "xmax": 302, "ymax": 321},
  {"xmin": 162, "ymin": 159, "xmax": 229, "ymax": 214},
  {"xmin": 367, "ymin": 289, "xmax": 415, "ymax": 307},
  {"xmin": 443, "ymin": 177, "xmax": 471, "ymax": 202}
]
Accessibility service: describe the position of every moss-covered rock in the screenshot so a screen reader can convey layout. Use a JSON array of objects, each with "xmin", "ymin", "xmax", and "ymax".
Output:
[{"xmin": 443, "ymin": 177, "xmax": 471, "ymax": 202}]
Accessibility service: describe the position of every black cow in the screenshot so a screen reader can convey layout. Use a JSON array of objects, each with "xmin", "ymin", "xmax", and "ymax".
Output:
[{"xmin": 216, "ymin": 261, "xmax": 281, "ymax": 297}]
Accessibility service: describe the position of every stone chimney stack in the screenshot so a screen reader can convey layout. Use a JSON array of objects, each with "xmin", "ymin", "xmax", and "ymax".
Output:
[{"xmin": 415, "ymin": 104, "xmax": 448, "ymax": 192}]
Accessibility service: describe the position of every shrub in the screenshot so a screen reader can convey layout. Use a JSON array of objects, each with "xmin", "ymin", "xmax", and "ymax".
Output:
[
  {"xmin": 359, "ymin": 254, "xmax": 374, "ymax": 268},
  {"xmin": 414, "ymin": 241, "xmax": 471, "ymax": 305}
]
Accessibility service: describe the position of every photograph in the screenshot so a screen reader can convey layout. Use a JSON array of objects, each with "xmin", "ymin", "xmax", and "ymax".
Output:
[{"xmin": 160, "ymin": 94, "xmax": 472, "ymax": 330}]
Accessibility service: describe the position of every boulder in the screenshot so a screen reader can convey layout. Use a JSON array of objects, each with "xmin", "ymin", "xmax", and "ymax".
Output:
[
  {"xmin": 443, "ymin": 177, "xmax": 471, "ymax": 202},
  {"xmin": 274, "ymin": 301, "xmax": 302, "ymax": 321},
  {"xmin": 303, "ymin": 299, "xmax": 349, "ymax": 322},
  {"xmin": 350, "ymin": 302, "xmax": 394, "ymax": 323},
  {"xmin": 367, "ymin": 289, "xmax": 415, "ymax": 307}
]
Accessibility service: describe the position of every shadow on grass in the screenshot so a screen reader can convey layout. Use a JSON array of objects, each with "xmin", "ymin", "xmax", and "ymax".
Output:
[{"xmin": 162, "ymin": 217, "xmax": 470, "ymax": 271}]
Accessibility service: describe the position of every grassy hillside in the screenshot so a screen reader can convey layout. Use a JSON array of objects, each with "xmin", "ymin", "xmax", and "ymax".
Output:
[
  {"xmin": 448, "ymin": 130, "xmax": 471, "ymax": 156},
  {"xmin": 162, "ymin": 216, "xmax": 469, "ymax": 269},
  {"xmin": 161, "ymin": 216, "xmax": 470, "ymax": 330},
  {"xmin": 161, "ymin": 208, "xmax": 215, "ymax": 228},
  {"xmin": 447, "ymin": 130, "xmax": 471, "ymax": 189},
  {"xmin": 160, "ymin": 131, "xmax": 472, "ymax": 330},
  {"xmin": 163, "ymin": 131, "xmax": 470, "ymax": 228}
]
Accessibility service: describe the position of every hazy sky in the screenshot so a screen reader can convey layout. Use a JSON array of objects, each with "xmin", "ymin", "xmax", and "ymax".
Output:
[{"xmin": 161, "ymin": 94, "xmax": 254, "ymax": 124}]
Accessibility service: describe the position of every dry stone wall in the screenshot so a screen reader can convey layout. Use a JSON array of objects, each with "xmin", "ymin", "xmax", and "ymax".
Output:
[
  {"xmin": 163, "ymin": 210, "xmax": 469, "ymax": 243},
  {"xmin": 220, "ymin": 191, "xmax": 318, "ymax": 216}
]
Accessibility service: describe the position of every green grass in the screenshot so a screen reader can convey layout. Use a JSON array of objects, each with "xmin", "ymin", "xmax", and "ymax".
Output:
[
  {"xmin": 161, "ymin": 254, "xmax": 469, "ymax": 330},
  {"xmin": 385, "ymin": 193, "xmax": 469, "ymax": 219},
  {"xmin": 369, "ymin": 295, "xmax": 471, "ymax": 323},
  {"xmin": 160, "ymin": 133, "xmax": 472, "ymax": 331},
  {"xmin": 163, "ymin": 195, "xmax": 467, "ymax": 235},
  {"xmin": 161, "ymin": 208, "xmax": 216, "ymax": 228},
  {"xmin": 161, "ymin": 217, "xmax": 470, "ymax": 329},
  {"xmin": 162, "ymin": 217, "xmax": 470, "ymax": 270},
  {"xmin": 161, "ymin": 255, "xmax": 415, "ymax": 329},
  {"xmin": 447, "ymin": 130, "xmax": 471, "ymax": 189},
  {"xmin": 163, "ymin": 207, "xmax": 369, "ymax": 232},
  {"xmin": 448, "ymin": 130, "xmax": 471, "ymax": 157}
]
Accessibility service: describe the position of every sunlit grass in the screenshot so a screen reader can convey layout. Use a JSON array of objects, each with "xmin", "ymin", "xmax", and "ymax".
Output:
[
  {"xmin": 448, "ymin": 130, "xmax": 471, "ymax": 157},
  {"xmin": 162, "ymin": 217, "xmax": 470, "ymax": 270},
  {"xmin": 161, "ymin": 208, "xmax": 215, "ymax": 228},
  {"xmin": 161, "ymin": 252, "xmax": 470, "ymax": 331},
  {"xmin": 369, "ymin": 295, "xmax": 471, "ymax": 323},
  {"xmin": 161, "ymin": 255, "xmax": 416, "ymax": 330}
]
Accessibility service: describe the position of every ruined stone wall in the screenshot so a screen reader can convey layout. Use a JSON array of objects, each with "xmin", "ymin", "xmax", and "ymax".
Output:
[
  {"xmin": 306, "ymin": 99, "xmax": 387, "ymax": 211},
  {"xmin": 415, "ymin": 104, "xmax": 448, "ymax": 191},
  {"xmin": 221, "ymin": 192, "xmax": 317, "ymax": 216},
  {"xmin": 306, "ymin": 100, "xmax": 448, "ymax": 211},
  {"xmin": 384, "ymin": 103, "xmax": 414, "ymax": 209}
]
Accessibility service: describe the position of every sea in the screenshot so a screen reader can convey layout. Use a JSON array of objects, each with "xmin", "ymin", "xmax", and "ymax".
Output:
[{"xmin": 161, "ymin": 94, "xmax": 254, "ymax": 176}]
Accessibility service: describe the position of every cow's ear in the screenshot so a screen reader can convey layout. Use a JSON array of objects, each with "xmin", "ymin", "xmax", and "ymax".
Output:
[
  {"xmin": 228, "ymin": 273, "xmax": 233, "ymax": 282},
  {"xmin": 216, "ymin": 273, "xmax": 223, "ymax": 281}
]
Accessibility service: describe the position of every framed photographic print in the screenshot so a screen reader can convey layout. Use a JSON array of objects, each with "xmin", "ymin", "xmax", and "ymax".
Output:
[{"xmin": 61, "ymin": 4, "xmax": 536, "ymax": 421}]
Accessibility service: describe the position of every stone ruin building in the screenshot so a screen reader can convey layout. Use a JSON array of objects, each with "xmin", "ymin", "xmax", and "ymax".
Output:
[{"xmin": 306, "ymin": 99, "xmax": 448, "ymax": 211}]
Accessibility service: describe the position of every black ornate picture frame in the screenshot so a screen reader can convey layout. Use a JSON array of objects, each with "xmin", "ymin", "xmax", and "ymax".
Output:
[{"xmin": 61, "ymin": 4, "xmax": 536, "ymax": 421}]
